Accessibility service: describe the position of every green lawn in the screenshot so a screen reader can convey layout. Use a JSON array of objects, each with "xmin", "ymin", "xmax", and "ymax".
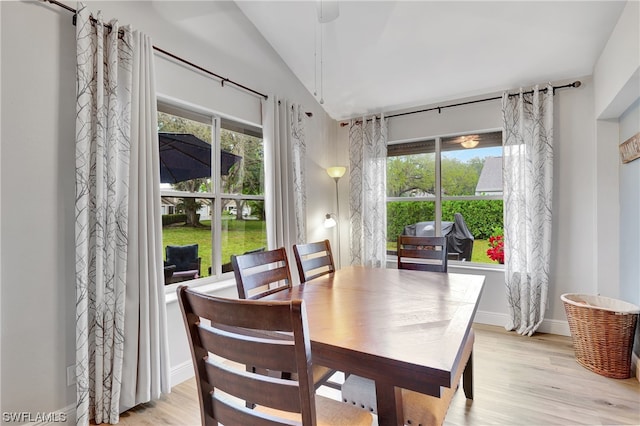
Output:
[{"xmin": 163, "ymin": 219, "xmax": 267, "ymax": 277}]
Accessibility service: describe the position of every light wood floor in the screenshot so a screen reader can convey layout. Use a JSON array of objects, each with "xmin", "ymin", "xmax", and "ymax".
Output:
[{"xmin": 114, "ymin": 324, "xmax": 640, "ymax": 425}]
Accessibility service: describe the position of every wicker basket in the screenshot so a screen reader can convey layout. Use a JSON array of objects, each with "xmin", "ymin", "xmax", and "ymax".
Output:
[{"xmin": 561, "ymin": 293, "xmax": 640, "ymax": 379}]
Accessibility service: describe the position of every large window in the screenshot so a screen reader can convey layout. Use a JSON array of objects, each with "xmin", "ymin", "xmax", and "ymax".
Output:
[
  {"xmin": 387, "ymin": 131, "xmax": 503, "ymax": 265},
  {"xmin": 158, "ymin": 104, "xmax": 266, "ymax": 286}
]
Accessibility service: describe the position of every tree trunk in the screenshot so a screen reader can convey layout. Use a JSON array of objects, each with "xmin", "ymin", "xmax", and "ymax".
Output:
[{"xmin": 184, "ymin": 198, "xmax": 201, "ymax": 227}]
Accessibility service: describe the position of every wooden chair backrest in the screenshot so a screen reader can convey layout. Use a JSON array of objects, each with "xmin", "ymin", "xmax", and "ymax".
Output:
[
  {"xmin": 231, "ymin": 247, "xmax": 293, "ymax": 300},
  {"xmin": 397, "ymin": 236, "xmax": 448, "ymax": 272},
  {"xmin": 177, "ymin": 286, "xmax": 317, "ymax": 426},
  {"xmin": 293, "ymin": 240, "xmax": 336, "ymax": 283}
]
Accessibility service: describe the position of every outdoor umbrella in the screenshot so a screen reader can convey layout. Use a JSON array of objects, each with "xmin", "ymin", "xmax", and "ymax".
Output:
[{"xmin": 158, "ymin": 133, "xmax": 242, "ymax": 184}]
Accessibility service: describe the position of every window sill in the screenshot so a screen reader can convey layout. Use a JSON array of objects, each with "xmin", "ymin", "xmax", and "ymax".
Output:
[
  {"xmin": 385, "ymin": 256, "xmax": 505, "ymax": 272},
  {"xmin": 448, "ymin": 262, "xmax": 505, "ymax": 272},
  {"xmin": 164, "ymin": 276, "xmax": 237, "ymax": 304}
]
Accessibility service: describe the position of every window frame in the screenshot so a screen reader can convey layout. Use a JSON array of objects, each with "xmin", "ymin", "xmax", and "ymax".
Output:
[
  {"xmin": 158, "ymin": 97, "xmax": 266, "ymax": 292},
  {"xmin": 386, "ymin": 128, "xmax": 504, "ymax": 267}
]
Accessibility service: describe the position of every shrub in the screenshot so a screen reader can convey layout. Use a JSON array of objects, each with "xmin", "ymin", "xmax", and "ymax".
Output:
[
  {"xmin": 387, "ymin": 201, "xmax": 435, "ymax": 242},
  {"xmin": 442, "ymin": 200, "xmax": 503, "ymax": 239},
  {"xmin": 387, "ymin": 199, "xmax": 503, "ymax": 242},
  {"xmin": 162, "ymin": 213, "xmax": 200, "ymax": 226}
]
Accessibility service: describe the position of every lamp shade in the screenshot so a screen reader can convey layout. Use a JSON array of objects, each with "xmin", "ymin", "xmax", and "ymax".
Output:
[
  {"xmin": 324, "ymin": 213, "xmax": 337, "ymax": 228},
  {"xmin": 326, "ymin": 166, "xmax": 346, "ymax": 179}
]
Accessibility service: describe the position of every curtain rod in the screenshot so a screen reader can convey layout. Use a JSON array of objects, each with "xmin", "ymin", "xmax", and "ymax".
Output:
[
  {"xmin": 42, "ymin": 0, "xmax": 269, "ymax": 100},
  {"xmin": 339, "ymin": 80, "xmax": 581, "ymax": 127}
]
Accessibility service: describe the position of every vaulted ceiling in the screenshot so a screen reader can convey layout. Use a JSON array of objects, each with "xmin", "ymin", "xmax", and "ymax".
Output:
[{"xmin": 235, "ymin": 1, "xmax": 626, "ymax": 120}]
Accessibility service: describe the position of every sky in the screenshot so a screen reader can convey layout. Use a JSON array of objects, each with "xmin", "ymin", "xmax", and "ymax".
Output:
[{"xmin": 445, "ymin": 146, "xmax": 502, "ymax": 162}]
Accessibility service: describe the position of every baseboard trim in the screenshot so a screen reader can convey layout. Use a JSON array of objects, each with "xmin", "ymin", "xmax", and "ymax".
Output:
[
  {"xmin": 474, "ymin": 310, "xmax": 571, "ymax": 336},
  {"xmin": 171, "ymin": 360, "xmax": 195, "ymax": 387}
]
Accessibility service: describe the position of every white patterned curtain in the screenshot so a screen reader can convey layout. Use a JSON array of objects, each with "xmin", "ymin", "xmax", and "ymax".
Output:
[
  {"xmin": 290, "ymin": 104, "xmax": 307, "ymax": 244},
  {"xmin": 502, "ymin": 85, "xmax": 554, "ymax": 336},
  {"xmin": 75, "ymin": 4, "xmax": 169, "ymax": 425},
  {"xmin": 262, "ymin": 98, "xmax": 307, "ymax": 261},
  {"xmin": 349, "ymin": 115, "xmax": 388, "ymax": 267}
]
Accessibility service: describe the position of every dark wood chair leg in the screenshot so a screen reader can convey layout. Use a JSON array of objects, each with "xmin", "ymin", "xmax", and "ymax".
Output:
[{"xmin": 462, "ymin": 350, "xmax": 473, "ymax": 400}]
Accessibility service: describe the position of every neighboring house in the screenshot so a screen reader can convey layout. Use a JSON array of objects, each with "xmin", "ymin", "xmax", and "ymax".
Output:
[
  {"xmin": 161, "ymin": 197, "xmax": 177, "ymax": 216},
  {"xmin": 161, "ymin": 196, "xmax": 212, "ymax": 220},
  {"xmin": 475, "ymin": 156, "xmax": 503, "ymax": 196}
]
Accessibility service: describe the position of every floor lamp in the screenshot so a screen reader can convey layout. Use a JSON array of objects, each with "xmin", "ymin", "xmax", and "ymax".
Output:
[{"xmin": 325, "ymin": 166, "xmax": 346, "ymax": 268}]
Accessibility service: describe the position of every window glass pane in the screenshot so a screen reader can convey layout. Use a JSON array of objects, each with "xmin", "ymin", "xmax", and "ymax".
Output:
[
  {"xmin": 221, "ymin": 199, "xmax": 267, "ymax": 272},
  {"xmin": 158, "ymin": 112, "xmax": 213, "ymax": 193},
  {"xmin": 440, "ymin": 132, "xmax": 503, "ymax": 264},
  {"xmin": 220, "ymin": 128, "xmax": 264, "ymax": 196},
  {"xmin": 441, "ymin": 132, "xmax": 502, "ymax": 196},
  {"xmin": 387, "ymin": 145, "xmax": 436, "ymax": 197},
  {"xmin": 162, "ymin": 197, "xmax": 213, "ymax": 282}
]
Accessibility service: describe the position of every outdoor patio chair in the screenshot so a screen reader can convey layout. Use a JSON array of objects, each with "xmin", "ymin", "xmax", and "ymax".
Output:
[{"xmin": 165, "ymin": 244, "xmax": 201, "ymax": 282}]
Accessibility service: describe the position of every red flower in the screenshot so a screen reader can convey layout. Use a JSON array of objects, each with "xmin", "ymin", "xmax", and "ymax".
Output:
[{"xmin": 486, "ymin": 235, "xmax": 504, "ymax": 263}]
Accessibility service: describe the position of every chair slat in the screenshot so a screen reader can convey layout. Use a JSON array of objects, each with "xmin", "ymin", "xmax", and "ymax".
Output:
[
  {"xmin": 235, "ymin": 249, "xmax": 289, "ymax": 269},
  {"xmin": 205, "ymin": 360, "xmax": 301, "ymax": 413},
  {"xmin": 400, "ymin": 249, "xmax": 445, "ymax": 260},
  {"xmin": 242, "ymin": 267, "xmax": 291, "ymax": 295},
  {"xmin": 302, "ymin": 256, "xmax": 332, "ymax": 272},
  {"xmin": 295, "ymin": 241, "xmax": 327, "ymax": 256},
  {"xmin": 184, "ymin": 289, "xmax": 294, "ymax": 331},
  {"xmin": 198, "ymin": 324, "xmax": 297, "ymax": 373},
  {"xmin": 211, "ymin": 394, "xmax": 299, "ymax": 426}
]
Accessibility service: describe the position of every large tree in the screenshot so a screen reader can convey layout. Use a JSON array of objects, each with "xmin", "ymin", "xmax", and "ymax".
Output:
[
  {"xmin": 220, "ymin": 129, "xmax": 264, "ymax": 220},
  {"xmin": 387, "ymin": 153, "xmax": 482, "ymax": 197}
]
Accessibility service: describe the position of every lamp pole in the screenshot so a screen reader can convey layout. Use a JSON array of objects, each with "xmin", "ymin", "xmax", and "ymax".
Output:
[
  {"xmin": 326, "ymin": 166, "xmax": 346, "ymax": 268},
  {"xmin": 333, "ymin": 176, "xmax": 341, "ymax": 268}
]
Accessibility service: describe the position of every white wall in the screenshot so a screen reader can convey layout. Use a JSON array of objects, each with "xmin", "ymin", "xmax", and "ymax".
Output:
[
  {"xmin": 1, "ymin": 0, "xmax": 77, "ymax": 419},
  {"xmin": 0, "ymin": 0, "xmax": 338, "ymax": 421},
  {"xmin": 336, "ymin": 78, "xmax": 598, "ymax": 334},
  {"xmin": 593, "ymin": 0, "xmax": 640, "ymax": 120},
  {"xmin": 618, "ymin": 100, "xmax": 640, "ymax": 305},
  {"xmin": 593, "ymin": 0, "xmax": 640, "ymax": 303}
]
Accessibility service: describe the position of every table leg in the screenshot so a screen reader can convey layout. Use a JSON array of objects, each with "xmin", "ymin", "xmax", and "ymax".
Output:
[{"xmin": 375, "ymin": 382, "xmax": 403, "ymax": 426}]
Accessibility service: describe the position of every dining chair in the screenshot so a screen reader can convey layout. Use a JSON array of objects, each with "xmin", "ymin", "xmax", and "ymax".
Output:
[
  {"xmin": 292, "ymin": 239, "xmax": 345, "ymax": 390},
  {"xmin": 231, "ymin": 247, "xmax": 293, "ymax": 300},
  {"xmin": 341, "ymin": 330, "xmax": 475, "ymax": 426},
  {"xmin": 293, "ymin": 239, "xmax": 336, "ymax": 283},
  {"xmin": 397, "ymin": 235, "xmax": 448, "ymax": 272},
  {"xmin": 231, "ymin": 247, "xmax": 336, "ymax": 390},
  {"xmin": 177, "ymin": 286, "xmax": 373, "ymax": 426}
]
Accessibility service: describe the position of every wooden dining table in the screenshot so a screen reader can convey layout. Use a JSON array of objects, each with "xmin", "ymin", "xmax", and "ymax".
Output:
[{"xmin": 261, "ymin": 265, "xmax": 485, "ymax": 426}]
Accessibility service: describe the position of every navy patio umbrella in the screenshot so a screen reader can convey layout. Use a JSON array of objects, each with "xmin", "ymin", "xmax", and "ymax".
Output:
[{"xmin": 159, "ymin": 133, "xmax": 242, "ymax": 184}]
